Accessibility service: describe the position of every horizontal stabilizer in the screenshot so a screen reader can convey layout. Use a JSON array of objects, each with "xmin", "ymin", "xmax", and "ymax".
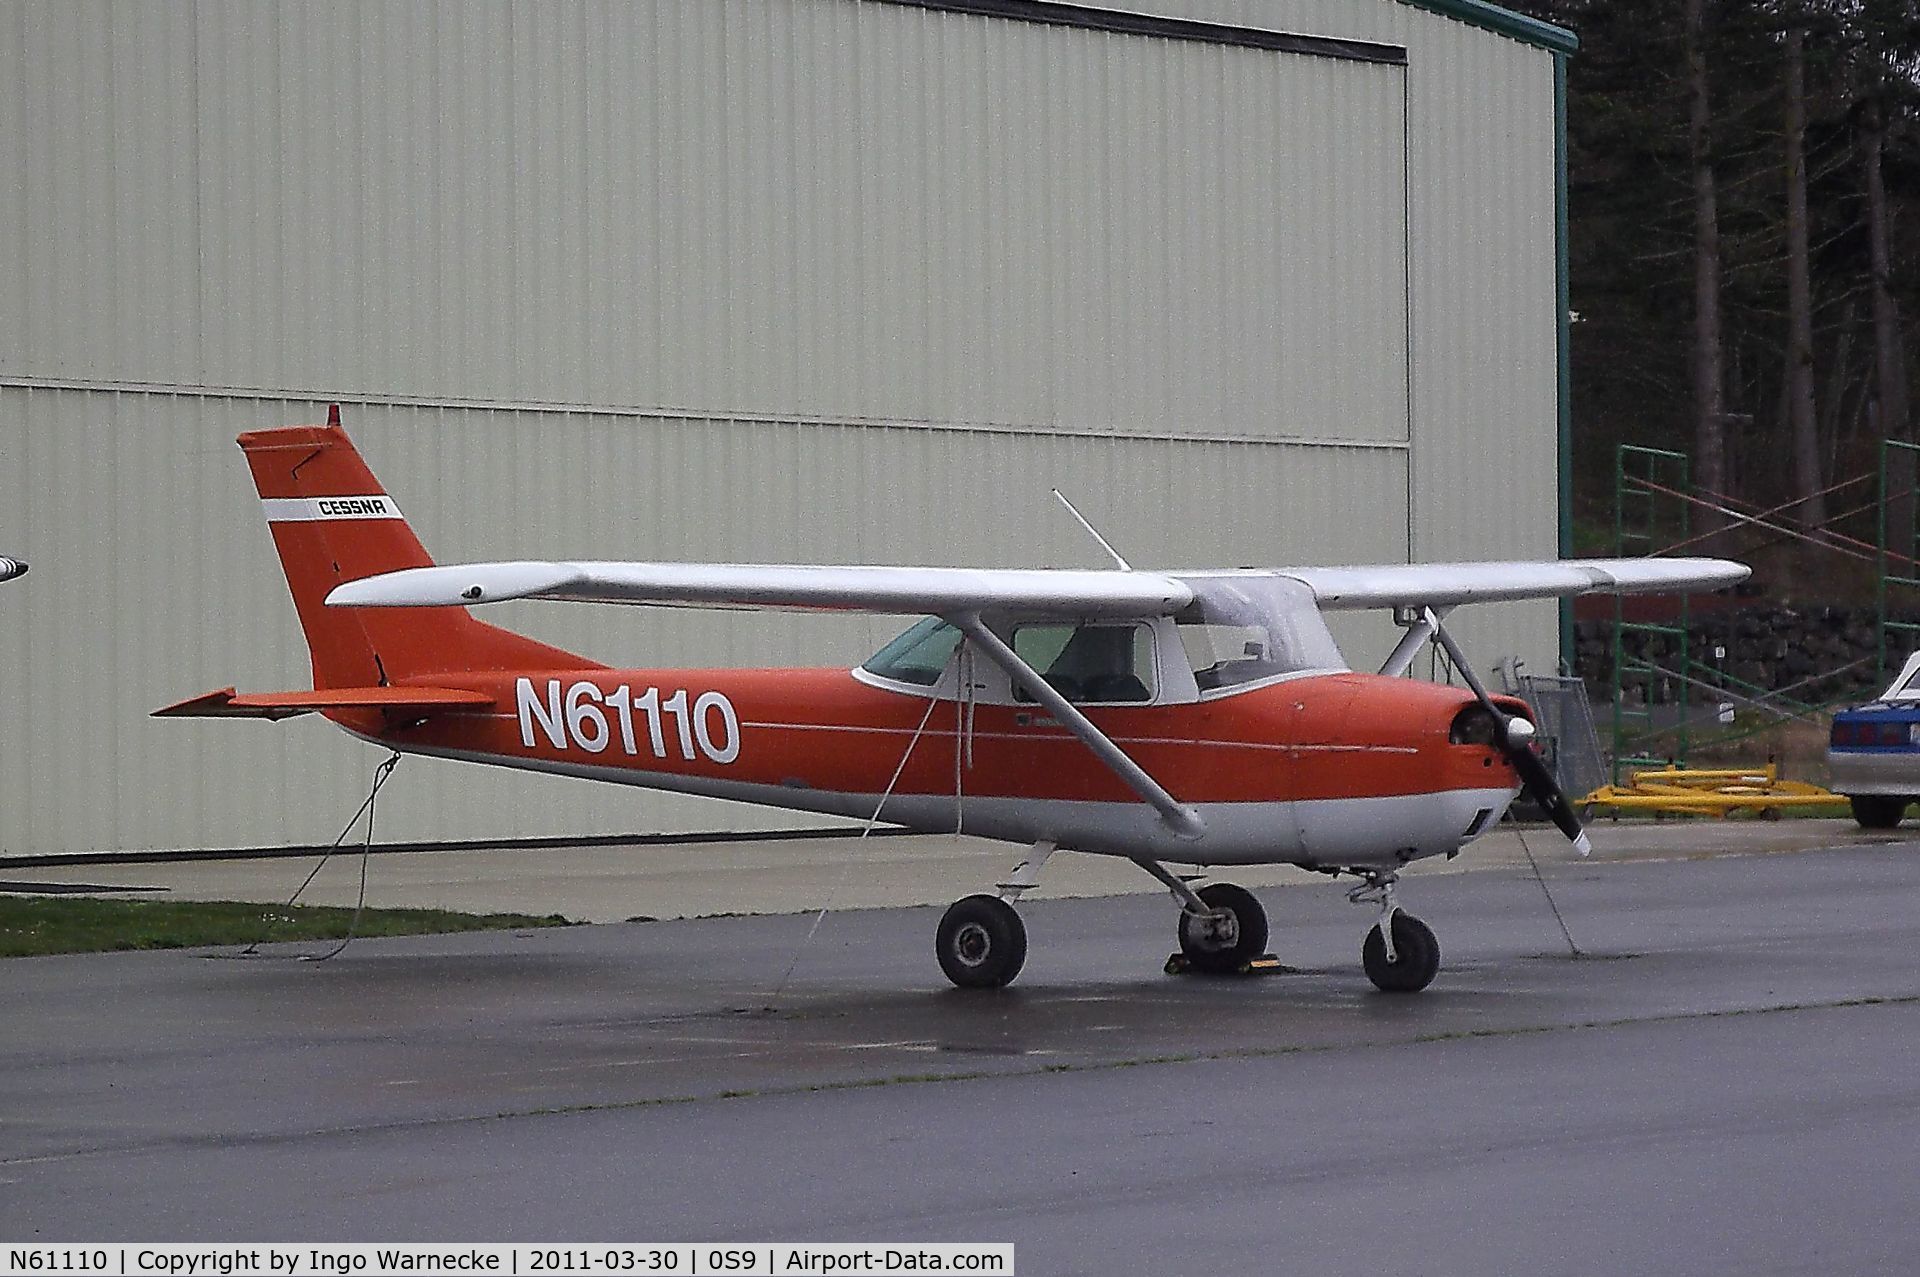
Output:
[{"xmin": 152, "ymin": 685, "xmax": 495, "ymax": 721}]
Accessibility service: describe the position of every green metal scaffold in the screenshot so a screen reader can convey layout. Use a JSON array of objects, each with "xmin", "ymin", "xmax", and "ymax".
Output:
[{"xmin": 1610, "ymin": 445, "xmax": 1692, "ymax": 782}]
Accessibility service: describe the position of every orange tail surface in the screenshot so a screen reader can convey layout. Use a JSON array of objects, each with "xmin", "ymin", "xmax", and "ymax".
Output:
[{"xmin": 239, "ymin": 409, "xmax": 598, "ymax": 689}]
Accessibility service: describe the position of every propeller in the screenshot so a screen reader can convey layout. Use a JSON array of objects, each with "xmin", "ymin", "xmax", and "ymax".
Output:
[
  {"xmin": 0, "ymin": 557, "xmax": 26, "ymax": 583},
  {"xmin": 1428, "ymin": 612, "xmax": 1592, "ymax": 857},
  {"xmin": 1499, "ymin": 717, "xmax": 1593, "ymax": 855}
]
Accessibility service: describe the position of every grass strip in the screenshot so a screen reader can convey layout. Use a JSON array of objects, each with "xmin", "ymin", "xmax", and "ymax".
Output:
[{"xmin": 0, "ymin": 895, "xmax": 572, "ymax": 958}]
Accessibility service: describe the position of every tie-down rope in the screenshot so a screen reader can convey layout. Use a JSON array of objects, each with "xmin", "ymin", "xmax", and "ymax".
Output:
[
  {"xmin": 222, "ymin": 751, "xmax": 403, "ymax": 962},
  {"xmin": 764, "ymin": 643, "xmax": 963, "ymax": 1005}
]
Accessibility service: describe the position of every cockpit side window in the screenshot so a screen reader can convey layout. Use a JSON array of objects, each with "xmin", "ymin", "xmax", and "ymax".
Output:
[
  {"xmin": 1010, "ymin": 622, "xmax": 1155, "ymax": 703},
  {"xmin": 862, "ymin": 617, "xmax": 962, "ymax": 686},
  {"xmin": 1173, "ymin": 576, "xmax": 1347, "ymax": 692}
]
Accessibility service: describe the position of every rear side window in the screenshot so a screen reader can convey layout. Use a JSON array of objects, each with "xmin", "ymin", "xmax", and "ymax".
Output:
[{"xmin": 1011, "ymin": 623, "xmax": 1154, "ymax": 703}]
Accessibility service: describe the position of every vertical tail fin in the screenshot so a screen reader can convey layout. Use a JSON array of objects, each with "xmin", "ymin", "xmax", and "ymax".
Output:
[{"xmin": 240, "ymin": 408, "xmax": 597, "ymax": 688}]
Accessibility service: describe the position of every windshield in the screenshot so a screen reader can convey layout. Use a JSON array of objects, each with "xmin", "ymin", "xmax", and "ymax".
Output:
[
  {"xmin": 862, "ymin": 617, "xmax": 962, "ymax": 686},
  {"xmin": 1172, "ymin": 575, "xmax": 1347, "ymax": 691},
  {"xmin": 1890, "ymin": 652, "xmax": 1920, "ymax": 699}
]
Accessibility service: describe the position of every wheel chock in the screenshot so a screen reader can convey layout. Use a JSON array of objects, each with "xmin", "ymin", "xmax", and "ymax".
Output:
[{"xmin": 1164, "ymin": 953, "xmax": 1284, "ymax": 976}]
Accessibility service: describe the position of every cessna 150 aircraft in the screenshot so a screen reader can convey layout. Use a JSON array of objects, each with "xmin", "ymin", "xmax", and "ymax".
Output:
[{"xmin": 159, "ymin": 412, "xmax": 1748, "ymax": 992}]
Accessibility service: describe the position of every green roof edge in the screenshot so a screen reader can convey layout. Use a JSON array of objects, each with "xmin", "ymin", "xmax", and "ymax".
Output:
[{"xmin": 1397, "ymin": 0, "xmax": 1579, "ymax": 54}]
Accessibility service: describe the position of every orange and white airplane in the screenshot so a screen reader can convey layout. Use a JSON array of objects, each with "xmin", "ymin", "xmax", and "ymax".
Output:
[{"xmin": 159, "ymin": 411, "xmax": 1748, "ymax": 992}]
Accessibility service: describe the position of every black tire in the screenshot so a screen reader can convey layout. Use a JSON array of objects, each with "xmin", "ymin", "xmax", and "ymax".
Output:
[
  {"xmin": 936, "ymin": 894, "xmax": 1027, "ymax": 989},
  {"xmin": 1176, "ymin": 882, "xmax": 1269, "ymax": 975},
  {"xmin": 1850, "ymin": 794, "xmax": 1909, "ymax": 830},
  {"xmin": 1362, "ymin": 912, "xmax": 1440, "ymax": 993}
]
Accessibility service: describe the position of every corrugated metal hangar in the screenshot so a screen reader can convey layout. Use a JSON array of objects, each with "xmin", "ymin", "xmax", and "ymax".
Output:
[{"xmin": 0, "ymin": 0, "xmax": 1576, "ymax": 855}]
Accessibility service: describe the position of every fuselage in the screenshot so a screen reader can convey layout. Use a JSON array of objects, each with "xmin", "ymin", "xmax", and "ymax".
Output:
[{"xmin": 335, "ymin": 666, "xmax": 1524, "ymax": 870}]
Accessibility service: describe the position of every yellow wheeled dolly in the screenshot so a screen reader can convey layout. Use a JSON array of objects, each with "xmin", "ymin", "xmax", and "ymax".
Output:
[{"xmin": 1582, "ymin": 764, "xmax": 1839, "ymax": 817}]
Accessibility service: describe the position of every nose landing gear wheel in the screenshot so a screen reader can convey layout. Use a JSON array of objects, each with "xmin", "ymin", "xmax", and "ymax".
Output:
[
  {"xmin": 936, "ymin": 894, "xmax": 1028, "ymax": 989},
  {"xmin": 1362, "ymin": 912, "xmax": 1440, "ymax": 993},
  {"xmin": 1176, "ymin": 882, "xmax": 1269, "ymax": 975}
]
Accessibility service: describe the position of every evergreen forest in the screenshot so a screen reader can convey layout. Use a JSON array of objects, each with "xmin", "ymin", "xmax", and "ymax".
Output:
[{"xmin": 1510, "ymin": 0, "xmax": 1918, "ymax": 587}]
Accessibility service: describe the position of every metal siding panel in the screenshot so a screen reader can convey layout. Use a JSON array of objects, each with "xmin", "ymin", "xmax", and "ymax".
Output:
[
  {"xmin": 9, "ymin": 0, "xmax": 1409, "ymax": 443},
  {"xmin": 14, "ymin": 3, "xmax": 89, "ymax": 378},
  {"xmin": 0, "ymin": 4, "xmax": 22, "ymax": 368},
  {"xmin": 87, "ymin": 5, "xmax": 194, "ymax": 382},
  {"xmin": 195, "ymin": 4, "xmax": 267, "ymax": 389},
  {"xmin": 1402, "ymin": 26, "xmax": 1560, "ymax": 667},
  {"xmin": 1061, "ymin": 1, "xmax": 1561, "ymax": 668}
]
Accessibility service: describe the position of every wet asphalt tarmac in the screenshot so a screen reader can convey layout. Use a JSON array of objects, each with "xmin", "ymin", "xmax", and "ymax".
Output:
[{"xmin": 6, "ymin": 837, "xmax": 1920, "ymax": 1274}]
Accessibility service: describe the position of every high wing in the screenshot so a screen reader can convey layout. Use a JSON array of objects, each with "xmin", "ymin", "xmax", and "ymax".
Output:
[
  {"xmin": 319, "ymin": 551, "xmax": 1744, "ymax": 855},
  {"xmin": 1276, "ymin": 557, "xmax": 1749, "ymax": 612},
  {"xmin": 326, "ymin": 561, "xmax": 1194, "ymax": 618},
  {"xmin": 327, "ymin": 556, "xmax": 1746, "ymax": 618}
]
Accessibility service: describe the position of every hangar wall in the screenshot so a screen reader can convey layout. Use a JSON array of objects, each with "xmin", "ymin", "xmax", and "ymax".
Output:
[
  {"xmin": 1133, "ymin": 1, "xmax": 1564, "ymax": 572},
  {"xmin": 0, "ymin": 0, "xmax": 1568, "ymax": 854}
]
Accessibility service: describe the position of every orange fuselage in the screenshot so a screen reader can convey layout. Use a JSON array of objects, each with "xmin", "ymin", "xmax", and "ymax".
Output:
[{"xmin": 333, "ymin": 667, "xmax": 1523, "ymax": 868}]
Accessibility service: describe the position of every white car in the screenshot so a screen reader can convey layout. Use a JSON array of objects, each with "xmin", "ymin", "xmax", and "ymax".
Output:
[{"xmin": 1828, "ymin": 651, "xmax": 1920, "ymax": 828}]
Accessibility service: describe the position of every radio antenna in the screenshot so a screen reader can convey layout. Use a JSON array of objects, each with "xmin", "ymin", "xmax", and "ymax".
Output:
[{"xmin": 1051, "ymin": 489, "xmax": 1132, "ymax": 571}]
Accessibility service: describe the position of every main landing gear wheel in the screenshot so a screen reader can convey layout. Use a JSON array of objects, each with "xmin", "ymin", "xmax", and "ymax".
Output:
[
  {"xmin": 1363, "ymin": 912, "xmax": 1440, "ymax": 993},
  {"xmin": 936, "ymin": 894, "xmax": 1028, "ymax": 989},
  {"xmin": 1176, "ymin": 882, "xmax": 1269, "ymax": 974},
  {"xmin": 1849, "ymin": 794, "xmax": 1910, "ymax": 830}
]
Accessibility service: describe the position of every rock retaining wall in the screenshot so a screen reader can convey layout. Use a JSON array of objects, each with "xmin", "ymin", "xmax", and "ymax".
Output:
[{"xmin": 1573, "ymin": 606, "xmax": 1915, "ymax": 705}]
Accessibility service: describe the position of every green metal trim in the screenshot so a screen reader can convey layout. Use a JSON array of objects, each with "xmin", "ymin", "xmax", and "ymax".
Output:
[
  {"xmin": 1555, "ymin": 52, "xmax": 1574, "ymax": 674},
  {"xmin": 1395, "ymin": 0, "xmax": 1579, "ymax": 54}
]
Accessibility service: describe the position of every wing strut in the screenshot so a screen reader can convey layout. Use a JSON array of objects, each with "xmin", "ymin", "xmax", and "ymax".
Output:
[
  {"xmin": 1377, "ymin": 606, "xmax": 1448, "ymax": 678},
  {"xmin": 951, "ymin": 615, "xmax": 1205, "ymax": 839}
]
